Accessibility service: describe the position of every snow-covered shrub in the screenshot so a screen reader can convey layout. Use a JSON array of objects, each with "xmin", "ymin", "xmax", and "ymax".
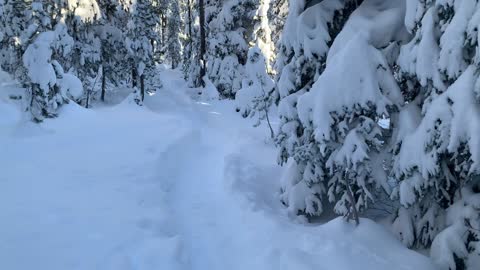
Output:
[
  {"xmin": 22, "ymin": 24, "xmax": 76, "ymax": 121},
  {"xmin": 235, "ymin": 46, "xmax": 275, "ymax": 135}
]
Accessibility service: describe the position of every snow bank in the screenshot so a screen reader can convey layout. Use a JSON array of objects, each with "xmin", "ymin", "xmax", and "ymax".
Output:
[{"xmin": 59, "ymin": 73, "xmax": 84, "ymax": 100}]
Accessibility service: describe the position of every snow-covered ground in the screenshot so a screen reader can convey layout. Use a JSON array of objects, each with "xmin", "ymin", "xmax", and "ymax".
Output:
[{"xmin": 0, "ymin": 69, "xmax": 437, "ymax": 270}]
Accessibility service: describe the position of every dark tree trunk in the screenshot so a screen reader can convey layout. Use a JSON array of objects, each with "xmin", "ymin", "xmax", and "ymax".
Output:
[
  {"xmin": 140, "ymin": 74, "xmax": 145, "ymax": 102},
  {"xmin": 345, "ymin": 171, "xmax": 360, "ymax": 226},
  {"xmin": 198, "ymin": 0, "xmax": 206, "ymax": 87},
  {"xmin": 132, "ymin": 67, "xmax": 137, "ymax": 88},
  {"xmin": 101, "ymin": 65, "xmax": 106, "ymax": 102},
  {"xmin": 85, "ymin": 90, "xmax": 90, "ymax": 109}
]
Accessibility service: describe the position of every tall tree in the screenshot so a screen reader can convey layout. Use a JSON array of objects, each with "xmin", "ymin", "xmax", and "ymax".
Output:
[
  {"xmin": 22, "ymin": 0, "xmax": 77, "ymax": 121},
  {"xmin": 391, "ymin": 1, "xmax": 480, "ymax": 268},
  {"xmin": 204, "ymin": 0, "xmax": 258, "ymax": 98},
  {"xmin": 166, "ymin": 0, "xmax": 182, "ymax": 69},
  {"xmin": 125, "ymin": 0, "xmax": 158, "ymax": 105},
  {"xmin": 198, "ymin": 0, "xmax": 206, "ymax": 87},
  {"xmin": 275, "ymin": 0, "xmax": 362, "ymax": 218}
]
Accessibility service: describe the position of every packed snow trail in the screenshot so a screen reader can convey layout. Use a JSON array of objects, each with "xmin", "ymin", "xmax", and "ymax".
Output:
[{"xmin": 0, "ymin": 69, "xmax": 436, "ymax": 270}]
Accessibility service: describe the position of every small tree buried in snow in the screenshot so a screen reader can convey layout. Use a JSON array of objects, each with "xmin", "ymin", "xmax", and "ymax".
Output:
[
  {"xmin": 22, "ymin": 24, "xmax": 77, "ymax": 122},
  {"xmin": 235, "ymin": 46, "xmax": 275, "ymax": 138}
]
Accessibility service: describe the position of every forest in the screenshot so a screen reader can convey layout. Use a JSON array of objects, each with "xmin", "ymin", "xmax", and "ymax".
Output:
[{"xmin": 1, "ymin": 0, "xmax": 479, "ymax": 270}]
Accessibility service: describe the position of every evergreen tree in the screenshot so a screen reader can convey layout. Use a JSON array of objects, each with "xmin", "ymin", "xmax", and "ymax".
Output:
[
  {"xmin": 181, "ymin": 0, "xmax": 200, "ymax": 86},
  {"xmin": 275, "ymin": 0, "xmax": 362, "ymax": 218},
  {"xmin": 235, "ymin": 46, "xmax": 275, "ymax": 137},
  {"xmin": 253, "ymin": 0, "xmax": 274, "ymax": 73},
  {"xmin": 63, "ymin": 0, "xmax": 102, "ymax": 107},
  {"xmin": 22, "ymin": 1, "xmax": 76, "ymax": 122},
  {"xmin": 268, "ymin": 0, "xmax": 287, "ymax": 77},
  {"xmin": 391, "ymin": 1, "xmax": 480, "ymax": 268},
  {"xmin": 166, "ymin": 0, "xmax": 182, "ymax": 69},
  {"xmin": 126, "ymin": 0, "xmax": 158, "ymax": 105},
  {"xmin": 205, "ymin": 0, "xmax": 258, "ymax": 98},
  {"xmin": 0, "ymin": 0, "xmax": 28, "ymax": 76}
]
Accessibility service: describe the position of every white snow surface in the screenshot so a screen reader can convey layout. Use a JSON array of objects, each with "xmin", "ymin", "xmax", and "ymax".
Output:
[{"xmin": 0, "ymin": 69, "xmax": 437, "ymax": 270}]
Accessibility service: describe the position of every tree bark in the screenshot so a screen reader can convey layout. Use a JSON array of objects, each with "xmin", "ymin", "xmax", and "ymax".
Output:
[
  {"xmin": 85, "ymin": 90, "xmax": 90, "ymax": 109},
  {"xmin": 132, "ymin": 66, "xmax": 137, "ymax": 88},
  {"xmin": 140, "ymin": 74, "xmax": 145, "ymax": 102},
  {"xmin": 101, "ymin": 65, "xmax": 106, "ymax": 102},
  {"xmin": 345, "ymin": 171, "xmax": 360, "ymax": 226},
  {"xmin": 198, "ymin": 0, "xmax": 206, "ymax": 87}
]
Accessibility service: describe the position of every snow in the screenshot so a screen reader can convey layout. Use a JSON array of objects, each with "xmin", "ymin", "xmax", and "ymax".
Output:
[
  {"xmin": 22, "ymin": 31, "xmax": 58, "ymax": 94},
  {"xmin": 438, "ymin": 0, "xmax": 477, "ymax": 80},
  {"xmin": 327, "ymin": 0, "xmax": 409, "ymax": 62},
  {"xmin": 0, "ymin": 68, "xmax": 22, "ymax": 131},
  {"xmin": 67, "ymin": 0, "xmax": 101, "ymax": 22},
  {"xmin": 395, "ymin": 65, "xmax": 480, "ymax": 180},
  {"xmin": 59, "ymin": 73, "xmax": 84, "ymax": 100},
  {"xmin": 0, "ymin": 69, "xmax": 437, "ymax": 270},
  {"xmin": 297, "ymin": 34, "xmax": 402, "ymax": 142}
]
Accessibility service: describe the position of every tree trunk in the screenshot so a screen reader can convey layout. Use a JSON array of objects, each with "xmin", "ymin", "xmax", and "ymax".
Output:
[
  {"xmin": 85, "ymin": 90, "xmax": 90, "ymax": 109},
  {"xmin": 140, "ymin": 74, "xmax": 145, "ymax": 102},
  {"xmin": 132, "ymin": 67, "xmax": 137, "ymax": 88},
  {"xmin": 187, "ymin": 0, "xmax": 193, "ymax": 42},
  {"xmin": 345, "ymin": 171, "xmax": 360, "ymax": 226},
  {"xmin": 264, "ymin": 107, "xmax": 275, "ymax": 139},
  {"xmin": 101, "ymin": 65, "xmax": 106, "ymax": 102},
  {"xmin": 198, "ymin": 0, "xmax": 206, "ymax": 87}
]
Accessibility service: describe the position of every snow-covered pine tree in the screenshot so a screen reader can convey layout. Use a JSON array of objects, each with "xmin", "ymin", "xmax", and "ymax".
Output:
[
  {"xmin": 97, "ymin": 0, "xmax": 130, "ymax": 102},
  {"xmin": 275, "ymin": 0, "xmax": 362, "ymax": 218},
  {"xmin": 233, "ymin": 0, "xmax": 276, "ymax": 135},
  {"xmin": 63, "ymin": 0, "xmax": 102, "ymax": 107},
  {"xmin": 235, "ymin": 46, "xmax": 275, "ymax": 137},
  {"xmin": 205, "ymin": 0, "xmax": 257, "ymax": 98},
  {"xmin": 253, "ymin": 0, "xmax": 274, "ymax": 73},
  {"xmin": 166, "ymin": 0, "xmax": 182, "ymax": 69},
  {"xmin": 391, "ymin": 1, "xmax": 480, "ymax": 268},
  {"xmin": 21, "ymin": 1, "xmax": 77, "ymax": 122},
  {"xmin": 268, "ymin": 0, "xmax": 287, "ymax": 73},
  {"xmin": 0, "ymin": 0, "xmax": 28, "ymax": 76},
  {"xmin": 151, "ymin": 0, "xmax": 168, "ymax": 63},
  {"xmin": 181, "ymin": 0, "xmax": 200, "ymax": 86},
  {"xmin": 126, "ymin": 0, "xmax": 158, "ymax": 105}
]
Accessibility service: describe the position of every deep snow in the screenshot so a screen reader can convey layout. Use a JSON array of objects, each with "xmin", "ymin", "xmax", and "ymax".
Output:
[{"xmin": 0, "ymin": 69, "xmax": 437, "ymax": 270}]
